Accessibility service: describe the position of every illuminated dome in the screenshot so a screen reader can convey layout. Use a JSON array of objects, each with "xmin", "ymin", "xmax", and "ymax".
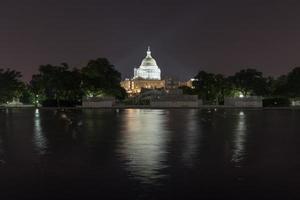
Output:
[
  {"xmin": 134, "ymin": 46, "xmax": 161, "ymax": 80},
  {"xmin": 140, "ymin": 49, "xmax": 158, "ymax": 67}
]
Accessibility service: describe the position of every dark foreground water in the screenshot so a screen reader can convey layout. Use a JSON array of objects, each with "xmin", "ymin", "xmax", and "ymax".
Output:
[{"xmin": 0, "ymin": 108, "xmax": 300, "ymax": 199}]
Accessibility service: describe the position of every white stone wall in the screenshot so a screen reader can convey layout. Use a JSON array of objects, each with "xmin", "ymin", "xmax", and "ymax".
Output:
[
  {"xmin": 82, "ymin": 96, "xmax": 115, "ymax": 108},
  {"xmin": 82, "ymin": 101, "xmax": 114, "ymax": 108},
  {"xmin": 224, "ymin": 97, "xmax": 262, "ymax": 107},
  {"xmin": 150, "ymin": 101, "xmax": 199, "ymax": 107},
  {"xmin": 291, "ymin": 100, "xmax": 300, "ymax": 106},
  {"xmin": 1, "ymin": 98, "xmax": 24, "ymax": 107}
]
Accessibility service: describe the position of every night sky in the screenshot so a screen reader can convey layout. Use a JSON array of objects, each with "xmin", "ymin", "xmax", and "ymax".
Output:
[{"xmin": 1, "ymin": 0, "xmax": 300, "ymax": 81}]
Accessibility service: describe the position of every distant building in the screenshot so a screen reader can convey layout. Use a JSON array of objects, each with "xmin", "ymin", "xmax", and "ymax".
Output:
[
  {"xmin": 165, "ymin": 77, "xmax": 180, "ymax": 90},
  {"xmin": 120, "ymin": 47, "xmax": 199, "ymax": 95},
  {"xmin": 121, "ymin": 78, "xmax": 165, "ymax": 94},
  {"xmin": 121, "ymin": 47, "xmax": 165, "ymax": 95},
  {"xmin": 179, "ymin": 78, "xmax": 197, "ymax": 89}
]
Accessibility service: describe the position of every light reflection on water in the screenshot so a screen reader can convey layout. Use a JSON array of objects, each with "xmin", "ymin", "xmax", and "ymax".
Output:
[
  {"xmin": 118, "ymin": 109, "xmax": 170, "ymax": 184},
  {"xmin": 181, "ymin": 109, "xmax": 201, "ymax": 167},
  {"xmin": 2, "ymin": 109, "xmax": 251, "ymax": 171},
  {"xmin": 231, "ymin": 111, "xmax": 247, "ymax": 166},
  {"xmin": 33, "ymin": 108, "xmax": 48, "ymax": 155},
  {"xmin": 29, "ymin": 109, "xmax": 249, "ymax": 181}
]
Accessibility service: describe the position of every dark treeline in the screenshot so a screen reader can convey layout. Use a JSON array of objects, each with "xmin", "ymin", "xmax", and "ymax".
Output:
[
  {"xmin": 0, "ymin": 58, "xmax": 300, "ymax": 106},
  {"xmin": 0, "ymin": 69, "xmax": 24, "ymax": 104},
  {"xmin": 0, "ymin": 58, "xmax": 126, "ymax": 106},
  {"xmin": 181, "ymin": 67, "xmax": 300, "ymax": 105}
]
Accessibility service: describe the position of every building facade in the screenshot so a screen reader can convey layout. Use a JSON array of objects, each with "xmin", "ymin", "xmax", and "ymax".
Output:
[
  {"xmin": 133, "ymin": 47, "xmax": 161, "ymax": 80},
  {"xmin": 121, "ymin": 47, "xmax": 165, "ymax": 95}
]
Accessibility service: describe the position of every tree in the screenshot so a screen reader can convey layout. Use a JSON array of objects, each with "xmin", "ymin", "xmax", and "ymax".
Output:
[
  {"xmin": 285, "ymin": 67, "xmax": 300, "ymax": 97},
  {"xmin": 215, "ymin": 74, "xmax": 235, "ymax": 104},
  {"xmin": 31, "ymin": 63, "xmax": 82, "ymax": 106},
  {"xmin": 193, "ymin": 71, "xmax": 230, "ymax": 104},
  {"xmin": 30, "ymin": 74, "xmax": 46, "ymax": 105},
  {"xmin": 19, "ymin": 84, "xmax": 35, "ymax": 104},
  {"xmin": 264, "ymin": 76, "xmax": 276, "ymax": 97},
  {"xmin": 229, "ymin": 68, "xmax": 268, "ymax": 96},
  {"xmin": 0, "ymin": 69, "xmax": 24, "ymax": 104},
  {"xmin": 81, "ymin": 58, "xmax": 124, "ymax": 99}
]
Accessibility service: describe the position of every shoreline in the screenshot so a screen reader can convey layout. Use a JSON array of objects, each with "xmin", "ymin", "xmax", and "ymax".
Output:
[{"xmin": 1, "ymin": 105, "xmax": 300, "ymax": 110}]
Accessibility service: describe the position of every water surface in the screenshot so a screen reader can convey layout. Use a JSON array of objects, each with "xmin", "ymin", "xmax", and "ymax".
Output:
[{"xmin": 0, "ymin": 108, "xmax": 299, "ymax": 199}]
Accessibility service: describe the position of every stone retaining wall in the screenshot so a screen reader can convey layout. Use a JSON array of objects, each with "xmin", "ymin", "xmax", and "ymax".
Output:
[{"xmin": 224, "ymin": 96, "xmax": 263, "ymax": 107}]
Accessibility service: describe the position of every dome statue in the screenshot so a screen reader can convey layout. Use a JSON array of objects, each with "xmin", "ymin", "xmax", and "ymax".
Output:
[{"xmin": 133, "ymin": 46, "xmax": 161, "ymax": 80}]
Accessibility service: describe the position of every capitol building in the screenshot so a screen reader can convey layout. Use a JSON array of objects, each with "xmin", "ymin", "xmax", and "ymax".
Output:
[
  {"xmin": 134, "ymin": 47, "xmax": 161, "ymax": 80},
  {"xmin": 121, "ymin": 47, "xmax": 165, "ymax": 94}
]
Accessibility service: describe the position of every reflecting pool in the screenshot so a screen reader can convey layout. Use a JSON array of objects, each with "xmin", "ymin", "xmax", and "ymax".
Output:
[{"xmin": 0, "ymin": 108, "xmax": 299, "ymax": 199}]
